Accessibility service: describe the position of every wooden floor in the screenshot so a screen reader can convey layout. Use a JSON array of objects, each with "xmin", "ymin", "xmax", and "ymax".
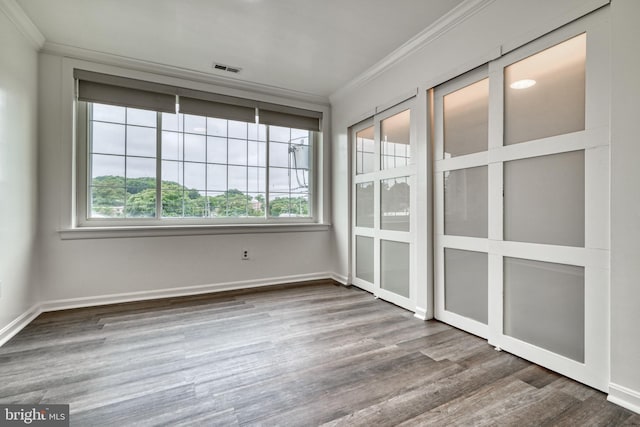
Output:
[{"xmin": 0, "ymin": 282, "xmax": 637, "ymax": 426}]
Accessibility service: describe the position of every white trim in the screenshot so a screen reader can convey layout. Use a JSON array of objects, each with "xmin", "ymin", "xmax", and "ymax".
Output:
[
  {"xmin": 43, "ymin": 42, "xmax": 329, "ymax": 106},
  {"xmin": 330, "ymin": 0, "xmax": 496, "ymax": 102},
  {"xmin": 414, "ymin": 307, "xmax": 428, "ymax": 321},
  {"xmin": 39, "ymin": 273, "xmax": 335, "ymax": 313},
  {"xmin": 0, "ymin": 0, "xmax": 45, "ymax": 49},
  {"xmin": 608, "ymin": 383, "xmax": 640, "ymax": 415},
  {"xmin": 330, "ymin": 273, "xmax": 349, "ymax": 285},
  {"xmin": 59, "ymin": 223, "xmax": 330, "ymax": 240},
  {"xmin": 0, "ymin": 305, "xmax": 42, "ymax": 347}
]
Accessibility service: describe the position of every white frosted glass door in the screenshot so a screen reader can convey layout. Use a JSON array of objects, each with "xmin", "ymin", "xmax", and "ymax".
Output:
[
  {"xmin": 351, "ymin": 101, "xmax": 416, "ymax": 311},
  {"xmin": 434, "ymin": 11, "xmax": 609, "ymax": 391}
]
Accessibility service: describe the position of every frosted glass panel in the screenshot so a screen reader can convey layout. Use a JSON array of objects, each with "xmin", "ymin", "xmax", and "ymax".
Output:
[
  {"xmin": 381, "ymin": 240, "xmax": 410, "ymax": 298},
  {"xmin": 504, "ymin": 150, "xmax": 584, "ymax": 247},
  {"xmin": 356, "ymin": 182, "xmax": 374, "ymax": 228},
  {"xmin": 444, "ymin": 78, "xmax": 489, "ymax": 157},
  {"xmin": 504, "ymin": 34, "xmax": 586, "ymax": 145},
  {"xmin": 444, "ymin": 166, "xmax": 487, "ymax": 238},
  {"xmin": 355, "ymin": 236, "xmax": 374, "ymax": 283},
  {"xmin": 504, "ymin": 257, "xmax": 584, "ymax": 362},
  {"xmin": 356, "ymin": 126, "xmax": 375, "ymax": 175},
  {"xmin": 444, "ymin": 249, "xmax": 488, "ymax": 324},
  {"xmin": 381, "ymin": 110, "xmax": 411, "ymax": 170},
  {"xmin": 381, "ymin": 176, "xmax": 410, "ymax": 231}
]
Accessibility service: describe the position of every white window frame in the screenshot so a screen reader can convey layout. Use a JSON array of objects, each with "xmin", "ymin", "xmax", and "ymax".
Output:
[{"xmin": 63, "ymin": 61, "xmax": 328, "ymax": 236}]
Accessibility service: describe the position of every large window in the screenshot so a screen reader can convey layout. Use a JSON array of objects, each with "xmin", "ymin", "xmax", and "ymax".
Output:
[{"xmin": 76, "ymin": 70, "xmax": 320, "ymax": 225}]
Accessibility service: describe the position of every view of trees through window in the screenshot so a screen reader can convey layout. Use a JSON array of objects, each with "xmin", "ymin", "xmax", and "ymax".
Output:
[{"xmin": 89, "ymin": 103, "xmax": 311, "ymax": 220}]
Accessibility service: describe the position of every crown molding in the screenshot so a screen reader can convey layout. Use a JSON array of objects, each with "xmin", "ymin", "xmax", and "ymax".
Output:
[
  {"xmin": 330, "ymin": 0, "xmax": 496, "ymax": 102},
  {"xmin": 0, "ymin": 0, "xmax": 45, "ymax": 49},
  {"xmin": 41, "ymin": 41, "xmax": 330, "ymax": 107}
]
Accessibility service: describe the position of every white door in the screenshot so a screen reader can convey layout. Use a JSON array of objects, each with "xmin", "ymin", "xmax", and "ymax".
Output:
[
  {"xmin": 351, "ymin": 101, "xmax": 417, "ymax": 311},
  {"xmin": 434, "ymin": 9, "xmax": 609, "ymax": 391}
]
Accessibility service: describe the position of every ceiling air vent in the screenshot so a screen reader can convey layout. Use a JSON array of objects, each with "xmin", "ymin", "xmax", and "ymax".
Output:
[{"xmin": 212, "ymin": 63, "xmax": 242, "ymax": 74}]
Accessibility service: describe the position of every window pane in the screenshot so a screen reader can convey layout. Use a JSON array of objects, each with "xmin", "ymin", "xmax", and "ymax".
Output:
[
  {"xmin": 184, "ymin": 162, "xmax": 206, "ymax": 190},
  {"xmin": 92, "ymin": 122, "xmax": 125, "ymax": 155},
  {"xmin": 127, "ymin": 108, "xmax": 156, "ymax": 127},
  {"xmin": 269, "ymin": 126, "xmax": 290, "ymax": 142},
  {"xmin": 247, "ymin": 167, "xmax": 265, "ymax": 193},
  {"xmin": 183, "ymin": 192, "xmax": 207, "ymax": 218},
  {"xmin": 269, "ymin": 167, "xmax": 289, "ymax": 192},
  {"xmin": 162, "ymin": 160, "xmax": 183, "ymax": 188},
  {"xmin": 504, "ymin": 257, "xmax": 585, "ymax": 362},
  {"xmin": 290, "ymin": 169, "xmax": 309, "ymax": 193},
  {"xmin": 504, "ymin": 150, "xmax": 584, "ymax": 247},
  {"xmin": 269, "ymin": 142, "xmax": 289, "ymax": 168},
  {"xmin": 227, "ymin": 190, "xmax": 248, "ymax": 216},
  {"xmin": 207, "ymin": 192, "xmax": 226, "ymax": 217},
  {"xmin": 445, "ymin": 248, "xmax": 488, "ymax": 324},
  {"xmin": 356, "ymin": 126, "xmax": 375, "ymax": 175},
  {"xmin": 381, "ymin": 240, "xmax": 410, "ymax": 298},
  {"xmin": 228, "ymin": 139, "xmax": 247, "ymax": 165},
  {"xmin": 184, "ymin": 114, "xmax": 206, "ymax": 134},
  {"xmin": 248, "ymin": 193, "xmax": 265, "ymax": 217},
  {"xmin": 162, "ymin": 112, "xmax": 183, "ymax": 132},
  {"xmin": 247, "ymin": 140, "xmax": 266, "ymax": 167},
  {"xmin": 381, "ymin": 176, "xmax": 410, "ymax": 231},
  {"xmin": 444, "ymin": 166, "xmax": 487, "ymax": 238},
  {"xmin": 444, "ymin": 78, "xmax": 488, "ymax": 157},
  {"xmin": 207, "ymin": 136, "xmax": 227, "ymax": 164},
  {"xmin": 207, "ymin": 117, "xmax": 227, "ymax": 137},
  {"xmin": 228, "ymin": 120, "xmax": 247, "ymax": 139},
  {"xmin": 91, "ymin": 186, "xmax": 126, "ymax": 218},
  {"xmin": 269, "ymin": 193, "xmax": 308, "ymax": 217},
  {"xmin": 228, "ymin": 165, "xmax": 247, "ymax": 192},
  {"xmin": 504, "ymin": 34, "xmax": 586, "ymax": 145},
  {"xmin": 355, "ymin": 236, "xmax": 374, "ymax": 283},
  {"xmin": 127, "ymin": 157, "xmax": 156, "ymax": 180},
  {"xmin": 162, "ymin": 186, "xmax": 184, "ymax": 217},
  {"xmin": 356, "ymin": 182, "xmax": 374, "ymax": 228},
  {"xmin": 126, "ymin": 187, "xmax": 155, "ymax": 218},
  {"xmin": 207, "ymin": 164, "xmax": 227, "ymax": 191},
  {"xmin": 127, "ymin": 125, "xmax": 156, "ymax": 158},
  {"xmin": 91, "ymin": 154, "xmax": 124, "ymax": 183},
  {"xmin": 248, "ymin": 123, "xmax": 266, "ymax": 141},
  {"xmin": 290, "ymin": 143, "xmax": 309, "ymax": 170},
  {"xmin": 184, "ymin": 134, "xmax": 206, "ymax": 162},
  {"xmin": 93, "ymin": 103, "xmax": 125, "ymax": 123},
  {"xmin": 162, "ymin": 131, "xmax": 183, "ymax": 161},
  {"xmin": 381, "ymin": 109, "xmax": 411, "ymax": 170}
]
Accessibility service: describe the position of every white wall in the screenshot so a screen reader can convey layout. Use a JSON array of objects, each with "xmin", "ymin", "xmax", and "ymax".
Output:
[
  {"xmin": 610, "ymin": 0, "xmax": 640, "ymax": 410},
  {"xmin": 0, "ymin": 9, "xmax": 39, "ymax": 332},
  {"xmin": 37, "ymin": 53, "xmax": 333, "ymax": 303}
]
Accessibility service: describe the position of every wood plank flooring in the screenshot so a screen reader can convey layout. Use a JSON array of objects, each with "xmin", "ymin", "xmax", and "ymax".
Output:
[{"xmin": 0, "ymin": 281, "xmax": 637, "ymax": 426}]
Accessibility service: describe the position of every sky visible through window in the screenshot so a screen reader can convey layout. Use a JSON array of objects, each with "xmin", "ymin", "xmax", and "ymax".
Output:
[{"xmin": 89, "ymin": 103, "xmax": 311, "ymax": 219}]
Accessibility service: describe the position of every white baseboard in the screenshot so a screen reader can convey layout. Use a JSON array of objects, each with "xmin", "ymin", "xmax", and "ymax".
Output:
[
  {"xmin": 414, "ymin": 306, "xmax": 429, "ymax": 321},
  {"xmin": 0, "ymin": 304, "xmax": 42, "ymax": 347},
  {"xmin": 330, "ymin": 272, "xmax": 349, "ymax": 285},
  {"xmin": 608, "ymin": 382, "xmax": 640, "ymax": 415},
  {"xmin": 40, "ymin": 272, "xmax": 335, "ymax": 312}
]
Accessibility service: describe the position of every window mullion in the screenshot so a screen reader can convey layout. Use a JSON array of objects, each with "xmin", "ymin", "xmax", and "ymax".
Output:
[
  {"xmin": 156, "ymin": 111, "xmax": 162, "ymax": 219},
  {"xmin": 265, "ymin": 125, "xmax": 270, "ymax": 218}
]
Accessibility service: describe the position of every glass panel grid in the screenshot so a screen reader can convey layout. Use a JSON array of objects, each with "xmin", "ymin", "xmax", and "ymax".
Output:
[
  {"xmin": 381, "ymin": 240, "xmax": 410, "ymax": 298},
  {"xmin": 356, "ymin": 126, "xmax": 375, "ymax": 175},
  {"xmin": 380, "ymin": 176, "xmax": 410, "ymax": 232},
  {"xmin": 89, "ymin": 104, "xmax": 157, "ymax": 218},
  {"xmin": 444, "ymin": 248, "xmax": 488, "ymax": 324}
]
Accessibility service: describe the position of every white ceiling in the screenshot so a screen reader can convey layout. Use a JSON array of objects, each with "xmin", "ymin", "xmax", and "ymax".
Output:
[{"xmin": 16, "ymin": 0, "xmax": 464, "ymax": 98}]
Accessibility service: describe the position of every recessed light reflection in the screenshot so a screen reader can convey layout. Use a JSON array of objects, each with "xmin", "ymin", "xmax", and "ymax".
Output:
[{"xmin": 510, "ymin": 79, "xmax": 536, "ymax": 89}]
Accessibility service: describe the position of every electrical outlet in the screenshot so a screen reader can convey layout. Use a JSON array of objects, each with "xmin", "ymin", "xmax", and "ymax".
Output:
[{"xmin": 241, "ymin": 249, "xmax": 249, "ymax": 260}]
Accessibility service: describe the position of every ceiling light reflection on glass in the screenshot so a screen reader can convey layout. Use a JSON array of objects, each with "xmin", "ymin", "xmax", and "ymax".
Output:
[{"xmin": 510, "ymin": 79, "xmax": 537, "ymax": 90}]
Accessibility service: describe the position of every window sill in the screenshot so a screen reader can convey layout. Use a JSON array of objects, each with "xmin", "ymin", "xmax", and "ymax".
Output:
[{"xmin": 59, "ymin": 223, "xmax": 331, "ymax": 240}]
